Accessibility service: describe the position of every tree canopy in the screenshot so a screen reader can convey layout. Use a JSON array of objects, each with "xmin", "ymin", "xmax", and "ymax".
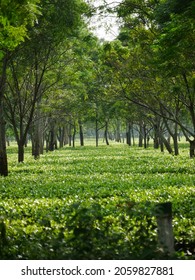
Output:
[{"xmin": 1, "ymin": 0, "xmax": 195, "ymax": 177}]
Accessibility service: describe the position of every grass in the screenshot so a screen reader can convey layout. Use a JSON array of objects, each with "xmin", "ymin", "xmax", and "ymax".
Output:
[{"xmin": 0, "ymin": 141, "xmax": 194, "ymax": 259}]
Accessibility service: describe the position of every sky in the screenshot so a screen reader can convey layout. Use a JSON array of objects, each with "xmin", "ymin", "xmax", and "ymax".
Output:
[{"xmin": 89, "ymin": 0, "xmax": 122, "ymax": 41}]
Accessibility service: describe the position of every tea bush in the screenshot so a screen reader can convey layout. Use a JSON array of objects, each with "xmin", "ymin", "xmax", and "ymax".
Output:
[{"xmin": 0, "ymin": 143, "xmax": 194, "ymax": 259}]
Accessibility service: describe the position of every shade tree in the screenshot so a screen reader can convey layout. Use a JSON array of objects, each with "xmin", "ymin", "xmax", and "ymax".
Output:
[
  {"xmin": 111, "ymin": 0, "xmax": 195, "ymax": 156},
  {"xmin": 0, "ymin": 0, "xmax": 41, "ymax": 175},
  {"xmin": 4, "ymin": 0, "xmax": 90, "ymax": 162}
]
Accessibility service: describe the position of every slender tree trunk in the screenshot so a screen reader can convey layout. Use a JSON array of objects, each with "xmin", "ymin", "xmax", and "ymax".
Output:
[
  {"xmin": 163, "ymin": 117, "xmax": 179, "ymax": 156},
  {"xmin": 132, "ymin": 127, "xmax": 135, "ymax": 146},
  {"xmin": 159, "ymin": 134, "xmax": 164, "ymax": 152},
  {"xmin": 33, "ymin": 121, "xmax": 41, "ymax": 160},
  {"xmin": 160, "ymin": 141, "xmax": 164, "ymax": 153},
  {"xmin": 173, "ymin": 122, "xmax": 179, "ymax": 155},
  {"xmin": 179, "ymin": 127, "xmax": 195, "ymax": 158},
  {"xmin": 33, "ymin": 131, "xmax": 41, "ymax": 159},
  {"xmin": 0, "ymin": 103, "xmax": 8, "ymax": 176},
  {"xmin": 6, "ymin": 136, "xmax": 10, "ymax": 147},
  {"xmin": 95, "ymin": 116, "xmax": 98, "ymax": 147},
  {"xmin": 172, "ymin": 134, "xmax": 179, "ymax": 156},
  {"xmin": 64, "ymin": 125, "xmax": 69, "ymax": 146},
  {"xmin": 72, "ymin": 123, "xmax": 76, "ymax": 148},
  {"xmin": 0, "ymin": 56, "xmax": 8, "ymax": 176},
  {"xmin": 48, "ymin": 120, "xmax": 58, "ymax": 151},
  {"xmin": 31, "ymin": 132, "xmax": 35, "ymax": 155},
  {"xmin": 45, "ymin": 134, "xmax": 49, "ymax": 152},
  {"xmin": 126, "ymin": 122, "xmax": 131, "ymax": 146},
  {"xmin": 104, "ymin": 121, "xmax": 109, "ymax": 146},
  {"xmin": 33, "ymin": 102, "xmax": 44, "ymax": 159},
  {"xmin": 49, "ymin": 130, "xmax": 55, "ymax": 151},
  {"xmin": 143, "ymin": 124, "xmax": 147, "ymax": 149},
  {"xmin": 147, "ymin": 135, "xmax": 150, "ymax": 147},
  {"xmin": 58, "ymin": 127, "xmax": 64, "ymax": 148},
  {"xmin": 115, "ymin": 120, "xmax": 121, "ymax": 142},
  {"xmin": 79, "ymin": 120, "xmax": 84, "ymax": 146},
  {"xmin": 161, "ymin": 135, "xmax": 173, "ymax": 154},
  {"xmin": 68, "ymin": 123, "xmax": 72, "ymax": 147},
  {"xmin": 153, "ymin": 124, "xmax": 159, "ymax": 149},
  {"xmin": 138, "ymin": 123, "xmax": 143, "ymax": 147},
  {"xmin": 189, "ymin": 139, "xmax": 195, "ymax": 158},
  {"xmin": 18, "ymin": 140, "xmax": 24, "ymax": 162}
]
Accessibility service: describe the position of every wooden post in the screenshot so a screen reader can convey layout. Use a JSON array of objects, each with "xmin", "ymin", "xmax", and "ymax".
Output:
[{"xmin": 155, "ymin": 202, "xmax": 175, "ymax": 255}]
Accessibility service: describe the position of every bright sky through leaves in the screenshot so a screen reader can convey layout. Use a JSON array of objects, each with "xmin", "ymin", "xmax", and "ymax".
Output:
[{"xmin": 90, "ymin": 0, "xmax": 122, "ymax": 41}]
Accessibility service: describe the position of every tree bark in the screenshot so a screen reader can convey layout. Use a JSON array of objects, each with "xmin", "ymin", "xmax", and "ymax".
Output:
[
  {"xmin": 64, "ymin": 125, "xmax": 69, "ymax": 146},
  {"xmin": 172, "ymin": 134, "xmax": 179, "ymax": 156},
  {"xmin": 155, "ymin": 202, "xmax": 175, "ymax": 255},
  {"xmin": 58, "ymin": 127, "xmax": 64, "ymax": 148},
  {"xmin": 0, "ymin": 56, "xmax": 8, "ymax": 176},
  {"xmin": 72, "ymin": 122, "xmax": 76, "ymax": 148},
  {"xmin": 68, "ymin": 123, "xmax": 72, "ymax": 147},
  {"xmin": 153, "ymin": 124, "xmax": 159, "ymax": 149},
  {"xmin": 33, "ymin": 102, "xmax": 44, "ymax": 159},
  {"xmin": 18, "ymin": 140, "xmax": 24, "ymax": 162},
  {"xmin": 0, "ymin": 103, "xmax": 8, "ymax": 176},
  {"xmin": 143, "ymin": 123, "xmax": 147, "ymax": 149},
  {"xmin": 189, "ymin": 139, "xmax": 195, "ymax": 158},
  {"xmin": 95, "ymin": 115, "xmax": 98, "ymax": 147},
  {"xmin": 79, "ymin": 120, "xmax": 84, "ymax": 146},
  {"xmin": 163, "ymin": 117, "xmax": 179, "ymax": 156},
  {"xmin": 49, "ymin": 129, "xmax": 55, "ymax": 151},
  {"xmin": 138, "ymin": 123, "xmax": 143, "ymax": 147},
  {"xmin": 161, "ymin": 135, "xmax": 173, "ymax": 154},
  {"xmin": 115, "ymin": 120, "xmax": 121, "ymax": 142},
  {"xmin": 104, "ymin": 121, "xmax": 109, "ymax": 145},
  {"xmin": 126, "ymin": 122, "xmax": 132, "ymax": 146},
  {"xmin": 33, "ymin": 129, "xmax": 41, "ymax": 160}
]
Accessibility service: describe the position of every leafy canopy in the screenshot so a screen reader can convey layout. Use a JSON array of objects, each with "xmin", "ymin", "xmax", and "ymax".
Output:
[{"xmin": 0, "ymin": 0, "xmax": 41, "ymax": 53}]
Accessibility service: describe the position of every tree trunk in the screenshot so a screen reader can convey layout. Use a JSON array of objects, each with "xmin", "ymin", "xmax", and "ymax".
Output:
[
  {"xmin": 159, "ymin": 136, "xmax": 164, "ymax": 153},
  {"xmin": 115, "ymin": 120, "xmax": 121, "ymax": 142},
  {"xmin": 58, "ymin": 127, "xmax": 64, "ymax": 148},
  {"xmin": 63, "ymin": 125, "xmax": 69, "ymax": 146},
  {"xmin": 0, "ymin": 103, "xmax": 8, "ymax": 176},
  {"xmin": 189, "ymin": 139, "xmax": 195, "ymax": 158},
  {"xmin": 104, "ymin": 121, "xmax": 109, "ymax": 146},
  {"xmin": 68, "ymin": 123, "xmax": 72, "ymax": 147},
  {"xmin": 45, "ymin": 134, "xmax": 49, "ymax": 152},
  {"xmin": 72, "ymin": 123, "xmax": 76, "ymax": 148},
  {"xmin": 79, "ymin": 120, "xmax": 84, "ymax": 146},
  {"xmin": 33, "ymin": 133, "xmax": 41, "ymax": 160},
  {"xmin": 49, "ymin": 130, "xmax": 55, "ymax": 151},
  {"xmin": 95, "ymin": 116, "xmax": 98, "ymax": 147},
  {"xmin": 173, "ymin": 122, "xmax": 179, "ymax": 155},
  {"xmin": 163, "ymin": 117, "xmax": 179, "ymax": 156},
  {"xmin": 18, "ymin": 141, "xmax": 24, "ymax": 162},
  {"xmin": 172, "ymin": 134, "xmax": 179, "ymax": 156},
  {"xmin": 33, "ymin": 120, "xmax": 42, "ymax": 160},
  {"xmin": 153, "ymin": 124, "xmax": 159, "ymax": 149},
  {"xmin": 155, "ymin": 202, "xmax": 175, "ymax": 255},
  {"xmin": 126, "ymin": 122, "xmax": 131, "ymax": 146},
  {"xmin": 33, "ymin": 104, "xmax": 44, "ymax": 159},
  {"xmin": 143, "ymin": 124, "xmax": 147, "ymax": 149},
  {"xmin": 0, "ymin": 56, "xmax": 8, "ymax": 176},
  {"xmin": 138, "ymin": 123, "xmax": 143, "ymax": 147},
  {"xmin": 161, "ymin": 135, "xmax": 173, "ymax": 154},
  {"xmin": 132, "ymin": 127, "xmax": 135, "ymax": 146}
]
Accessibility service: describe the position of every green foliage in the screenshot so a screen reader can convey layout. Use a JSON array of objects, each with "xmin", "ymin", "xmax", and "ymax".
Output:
[
  {"xmin": 0, "ymin": 143, "xmax": 194, "ymax": 259},
  {"xmin": 0, "ymin": 0, "xmax": 41, "ymax": 51}
]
